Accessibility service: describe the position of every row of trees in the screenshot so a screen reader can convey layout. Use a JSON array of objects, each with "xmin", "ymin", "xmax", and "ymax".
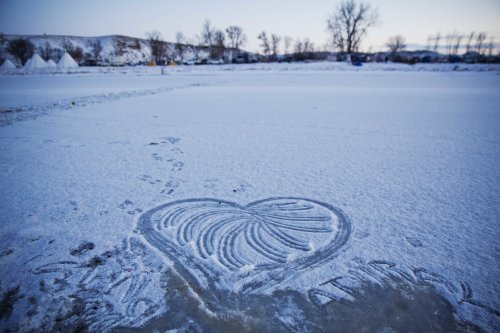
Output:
[
  {"xmin": 2, "ymin": 0, "xmax": 497, "ymax": 66},
  {"xmin": 426, "ymin": 32, "xmax": 495, "ymax": 56},
  {"xmin": 256, "ymin": 32, "xmax": 317, "ymax": 61},
  {"xmin": 384, "ymin": 32, "xmax": 496, "ymax": 63},
  {"xmin": 325, "ymin": 0, "xmax": 497, "ymax": 64},
  {"xmin": 170, "ymin": 0, "xmax": 377, "ymax": 61},
  {"xmin": 147, "ymin": 21, "xmax": 249, "ymax": 64}
]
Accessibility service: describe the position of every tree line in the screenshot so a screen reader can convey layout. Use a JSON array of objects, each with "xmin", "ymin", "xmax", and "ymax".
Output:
[
  {"xmin": 149, "ymin": 0, "xmax": 497, "ymax": 64},
  {"xmin": 2, "ymin": 0, "xmax": 498, "ymax": 66},
  {"xmin": 426, "ymin": 32, "xmax": 495, "ymax": 56},
  {"xmin": 145, "ymin": 20, "xmax": 248, "ymax": 65}
]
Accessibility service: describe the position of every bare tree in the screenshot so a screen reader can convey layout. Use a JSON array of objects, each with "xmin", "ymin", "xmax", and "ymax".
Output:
[
  {"xmin": 7, "ymin": 38, "xmax": 35, "ymax": 65},
  {"xmin": 175, "ymin": 32, "xmax": 187, "ymax": 61},
  {"xmin": 465, "ymin": 31, "xmax": 475, "ymax": 53},
  {"xmin": 201, "ymin": 20, "xmax": 216, "ymax": 57},
  {"xmin": 91, "ymin": 39, "xmax": 103, "ymax": 61},
  {"xmin": 445, "ymin": 33, "xmax": 454, "ymax": 56},
  {"xmin": 386, "ymin": 35, "xmax": 406, "ymax": 53},
  {"xmin": 225, "ymin": 25, "xmax": 246, "ymax": 61},
  {"xmin": 257, "ymin": 31, "xmax": 271, "ymax": 58},
  {"xmin": 212, "ymin": 30, "xmax": 226, "ymax": 59},
  {"xmin": 452, "ymin": 34, "xmax": 463, "ymax": 56},
  {"xmin": 283, "ymin": 36, "xmax": 292, "ymax": 55},
  {"xmin": 476, "ymin": 32, "xmax": 487, "ymax": 55},
  {"xmin": 426, "ymin": 35, "xmax": 432, "ymax": 51},
  {"xmin": 487, "ymin": 37, "xmax": 494, "ymax": 58},
  {"xmin": 147, "ymin": 31, "xmax": 166, "ymax": 64},
  {"xmin": 293, "ymin": 38, "xmax": 315, "ymax": 61},
  {"xmin": 303, "ymin": 38, "xmax": 314, "ymax": 53},
  {"xmin": 326, "ymin": 0, "xmax": 379, "ymax": 54},
  {"xmin": 189, "ymin": 35, "xmax": 204, "ymax": 59},
  {"xmin": 433, "ymin": 33, "xmax": 441, "ymax": 52},
  {"xmin": 225, "ymin": 26, "xmax": 247, "ymax": 51},
  {"xmin": 271, "ymin": 34, "xmax": 281, "ymax": 61},
  {"xmin": 294, "ymin": 40, "xmax": 304, "ymax": 55}
]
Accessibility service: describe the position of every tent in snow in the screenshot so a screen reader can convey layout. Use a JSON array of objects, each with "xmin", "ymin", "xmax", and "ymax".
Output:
[
  {"xmin": 1, "ymin": 59, "xmax": 16, "ymax": 69},
  {"xmin": 46, "ymin": 59, "xmax": 57, "ymax": 68},
  {"xmin": 58, "ymin": 52, "xmax": 79, "ymax": 68},
  {"xmin": 24, "ymin": 53, "xmax": 48, "ymax": 69}
]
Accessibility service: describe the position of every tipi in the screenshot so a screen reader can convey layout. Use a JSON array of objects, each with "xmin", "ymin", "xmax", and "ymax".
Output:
[
  {"xmin": 58, "ymin": 52, "xmax": 79, "ymax": 68},
  {"xmin": 1, "ymin": 59, "xmax": 16, "ymax": 69},
  {"xmin": 24, "ymin": 53, "xmax": 48, "ymax": 69},
  {"xmin": 46, "ymin": 59, "xmax": 57, "ymax": 68}
]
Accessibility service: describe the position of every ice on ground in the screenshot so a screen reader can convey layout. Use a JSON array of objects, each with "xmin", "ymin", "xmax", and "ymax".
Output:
[{"xmin": 0, "ymin": 65, "xmax": 498, "ymax": 332}]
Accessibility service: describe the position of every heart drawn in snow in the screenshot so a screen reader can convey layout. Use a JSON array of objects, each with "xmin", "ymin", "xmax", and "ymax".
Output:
[{"xmin": 137, "ymin": 197, "xmax": 351, "ymax": 294}]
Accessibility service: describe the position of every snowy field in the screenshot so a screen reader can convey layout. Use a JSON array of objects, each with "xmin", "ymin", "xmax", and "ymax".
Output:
[{"xmin": 0, "ymin": 63, "xmax": 499, "ymax": 332}]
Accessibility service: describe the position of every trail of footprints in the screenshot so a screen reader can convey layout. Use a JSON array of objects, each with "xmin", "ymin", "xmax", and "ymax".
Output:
[
  {"xmin": 143, "ymin": 136, "xmax": 184, "ymax": 194},
  {"xmin": 119, "ymin": 136, "xmax": 184, "ymax": 215}
]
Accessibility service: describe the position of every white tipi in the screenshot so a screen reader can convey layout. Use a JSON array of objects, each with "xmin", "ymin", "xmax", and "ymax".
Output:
[
  {"xmin": 46, "ymin": 59, "xmax": 57, "ymax": 68},
  {"xmin": 1, "ymin": 59, "xmax": 16, "ymax": 69},
  {"xmin": 24, "ymin": 53, "xmax": 48, "ymax": 69},
  {"xmin": 58, "ymin": 52, "xmax": 79, "ymax": 68}
]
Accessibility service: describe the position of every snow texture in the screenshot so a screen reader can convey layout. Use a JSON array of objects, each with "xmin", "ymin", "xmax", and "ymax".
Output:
[{"xmin": 0, "ymin": 64, "xmax": 499, "ymax": 332}]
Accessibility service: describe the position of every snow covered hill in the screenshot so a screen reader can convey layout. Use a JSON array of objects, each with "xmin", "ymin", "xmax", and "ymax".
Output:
[{"xmin": 0, "ymin": 34, "xmax": 208, "ymax": 66}]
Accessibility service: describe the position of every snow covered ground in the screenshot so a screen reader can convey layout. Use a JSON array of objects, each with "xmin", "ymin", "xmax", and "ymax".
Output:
[{"xmin": 0, "ymin": 63, "xmax": 499, "ymax": 332}]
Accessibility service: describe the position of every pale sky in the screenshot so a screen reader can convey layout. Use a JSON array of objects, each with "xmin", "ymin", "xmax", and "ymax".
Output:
[{"xmin": 1, "ymin": 0, "xmax": 499, "ymax": 53}]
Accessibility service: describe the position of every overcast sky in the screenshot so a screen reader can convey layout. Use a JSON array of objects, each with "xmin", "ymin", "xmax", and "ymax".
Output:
[{"xmin": 1, "ymin": 0, "xmax": 499, "ymax": 52}]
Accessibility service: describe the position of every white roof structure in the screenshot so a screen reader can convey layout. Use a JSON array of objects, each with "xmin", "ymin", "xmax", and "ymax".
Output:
[
  {"xmin": 58, "ymin": 52, "xmax": 79, "ymax": 68},
  {"xmin": 24, "ymin": 53, "xmax": 48, "ymax": 69},
  {"xmin": 46, "ymin": 59, "xmax": 57, "ymax": 68},
  {"xmin": 1, "ymin": 59, "xmax": 16, "ymax": 69}
]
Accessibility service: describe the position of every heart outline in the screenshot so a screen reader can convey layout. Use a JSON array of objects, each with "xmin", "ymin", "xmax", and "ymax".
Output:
[{"xmin": 136, "ymin": 197, "xmax": 351, "ymax": 297}]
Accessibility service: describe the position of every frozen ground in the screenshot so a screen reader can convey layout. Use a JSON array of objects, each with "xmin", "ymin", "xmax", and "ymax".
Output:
[{"xmin": 0, "ymin": 63, "xmax": 499, "ymax": 332}]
